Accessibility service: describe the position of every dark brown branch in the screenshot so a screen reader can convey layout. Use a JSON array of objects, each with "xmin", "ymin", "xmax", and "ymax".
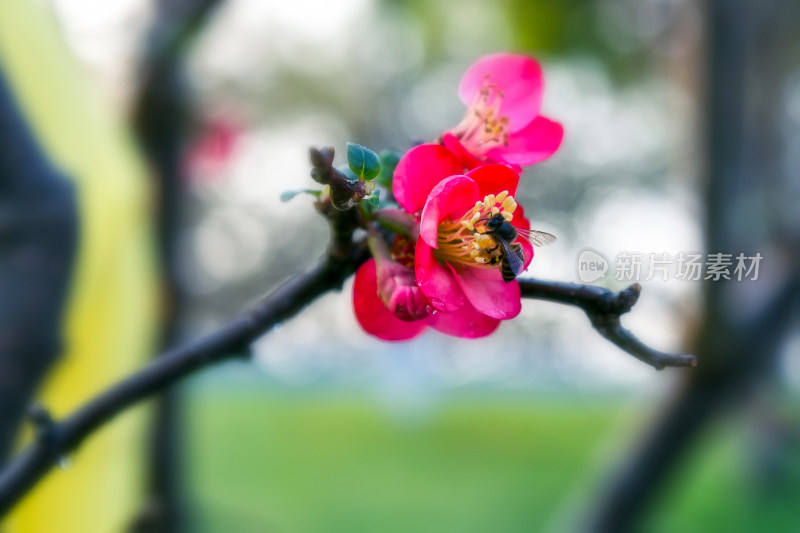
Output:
[
  {"xmin": 519, "ymin": 279, "xmax": 697, "ymax": 370},
  {"xmin": 584, "ymin": 1, "xmax": 800, "ymax": 528},
  {"xmin": 0, "ymin": 207, "xmax": 694, "ymax": 515},
  {"xmin": 0, "ymin": 231, "xmax": 368, "ymax": 518},
  {"xmin": 130, "ymin": 1, "xmax": 226, "ymax": 528}
]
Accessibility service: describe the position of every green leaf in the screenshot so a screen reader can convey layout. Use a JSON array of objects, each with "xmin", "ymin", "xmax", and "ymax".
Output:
[
  {"xmin": 377, "ymin": 150, "xmax": 401, "ymax": 188},
  {"xmin": 280, "ymin": 188, "xmax": 320, "ymax": 203},
  {"xmin": 347, "ymin": 142, "xmax": 380, "ymax": 181}
]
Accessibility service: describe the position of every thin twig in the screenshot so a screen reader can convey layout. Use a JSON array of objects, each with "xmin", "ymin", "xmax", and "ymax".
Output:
[{"xmin": 519, "ymin": 279, "xmax": 697, "ymax": 370}]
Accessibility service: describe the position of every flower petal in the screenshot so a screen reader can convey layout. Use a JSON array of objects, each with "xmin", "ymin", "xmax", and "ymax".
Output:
[
  {"xmin": 441, "ymin": 133, "xmax": 485, "ymax": 170},
  {"xmin": 393, "ymin": 144, "xmax": 464, "ymax": 214},
  {"xmin": 419, "ymin": 175, "xmax": 479, "ymax": 248},
  {"xmin": 415, "ymin": 238, "xmax": 467, "ymax": 312},
  {"xmin": 449, "ymin": 263, "xmax": 522, "ymax": 320},
  {"xmin": 431, "ymin": 300, "xmax": 501, "ymax": 338},
  {"xmin": 458, "ymin": 53, "xmax": 543, "ymax": 133},
  {"xmin": 353, "ymin": 259, "xmax": 430, "ymax": 341},
  {"xmin": 485, "ymin": 116, "xmax": 564, "ymax": 166},
  {"xmin": 465, "ymin": 164, "xmax": 520, "ymax": 199}
]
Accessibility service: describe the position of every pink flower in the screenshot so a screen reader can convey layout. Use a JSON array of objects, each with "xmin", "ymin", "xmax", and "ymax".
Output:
[
  {"xmin": 398, "ymin": 146, "xmax": 532, "ymax": 319},
  {"xmin": 353, "ymin": 236, "xmax": 500, "ymax": 341},
  {"xmin": 352, "ymin": 51, "xmax": 561, "ymax": 342},
  {"xmin": 441, "ymin": 53, "xmax": 563, "ymax": 169},
  {"xmin": 395, "ymin": 144, "xmax": 534, "ymax": 320}
]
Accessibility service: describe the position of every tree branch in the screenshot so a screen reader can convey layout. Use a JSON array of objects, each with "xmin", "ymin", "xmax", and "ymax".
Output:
[
  {"xmin": 130, "ymin": 0, "xmax": 226, "ymax": 528},
  {"xmin": 519, "ymin": 279, "xmax": 697, "ymax": 370},
  {"xmin": 0, "ymin": 230, "xmax": 369, "ymax": 518},
  {"xmin": 0, "ymin": 209, "xmax": 694, "ymax": 515}
]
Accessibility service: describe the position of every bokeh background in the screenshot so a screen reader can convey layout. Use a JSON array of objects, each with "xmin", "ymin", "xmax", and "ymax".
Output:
[{"xmin": 1, "ymin": 0, "xmax": 799, "ymax": 531}]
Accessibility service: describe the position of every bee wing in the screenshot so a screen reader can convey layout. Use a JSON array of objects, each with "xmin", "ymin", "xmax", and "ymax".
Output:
[
  {"xmin": 516, "ymin": 228, "xmax": 557, "ymax": 247},
  {"xmin": 501, "ymin": 240, "xmax": 525, "ymax": 276}
]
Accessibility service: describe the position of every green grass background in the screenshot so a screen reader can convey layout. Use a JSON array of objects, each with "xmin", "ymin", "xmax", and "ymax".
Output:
[{"xmin": 185, "ymin": 383, "xmax": 800, "ymax": 532}]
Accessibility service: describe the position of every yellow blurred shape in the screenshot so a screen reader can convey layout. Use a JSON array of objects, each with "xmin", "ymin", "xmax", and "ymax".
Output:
[{"xmin": 0, "ymin": 1, "xmax": 160, "ymax": 531}]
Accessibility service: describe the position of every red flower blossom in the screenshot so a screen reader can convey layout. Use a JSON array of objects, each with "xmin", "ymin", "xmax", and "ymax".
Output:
[
  {"xmin": 352, "ymin": 54, "xmax": 561, "ymax": 341},
  {"xmin": 353, "ymin": 258, "xmax": 502, "ymax": 340},
  {"xmin": 441, "ymin": 53, "xmax": 564, "ymax": 169},
  {"xmin": 352, "ymin": 144, "xmax": 537, "ymax": 341},
  {"xmin": 353, "ymin": 234, "xmax": 500, "ymax": 341},
  {"xmin": 402, "ymin": 146, "xmax": 533, "ymax": 319}
]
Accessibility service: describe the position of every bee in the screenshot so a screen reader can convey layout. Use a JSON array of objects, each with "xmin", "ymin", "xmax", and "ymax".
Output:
[{"xmin": 483, "ymin": 213, "xmax": 556, "ymax": 282}]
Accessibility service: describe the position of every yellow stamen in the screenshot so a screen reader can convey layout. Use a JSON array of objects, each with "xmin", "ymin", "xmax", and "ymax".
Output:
[
  {"xmin": 433, "ymin": 192, "xmax": 521, "ymax": 271},
  {"xmin": 501, "ymin": 196, "xmax": 517, "ymax": 213},
  {"xmin": 449, "ymin": 77, "xmax": 512, "ymax": 157}
]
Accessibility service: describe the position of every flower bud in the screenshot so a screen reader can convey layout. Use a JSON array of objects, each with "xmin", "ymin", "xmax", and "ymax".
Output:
[
  {"xmin": 375, "ymin": 259, "xmax": 430, "ymax": 321},
  {"xmin": 368, "ymin": 232, "xmax": 429, "ymax": 321},
  {"xmin": 309, "ymin": 146, "xmax": 335, "ymax": 184}
]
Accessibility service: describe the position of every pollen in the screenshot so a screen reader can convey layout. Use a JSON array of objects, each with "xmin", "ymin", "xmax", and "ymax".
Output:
[
  {"xmin": 501, "ymin": 196, "xmax": 517, "ymax": 213},
  {"xmin": 433, "ymin": 190, "xmax": 518, "ymax": 270}
]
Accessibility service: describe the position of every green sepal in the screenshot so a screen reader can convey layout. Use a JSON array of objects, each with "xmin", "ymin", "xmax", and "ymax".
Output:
[
  {"xmin": 377, "ymin": 150, "xmax": 401, "ymax": 188},
  {"xmin": 359, "ymin": 190, "xmax": 382, "ymax": 216}
]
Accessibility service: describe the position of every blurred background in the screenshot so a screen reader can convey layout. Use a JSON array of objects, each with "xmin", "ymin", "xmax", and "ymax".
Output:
[{"xmin": 1, "ymin": 0, "xmax": 799, "ymax": 531}]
